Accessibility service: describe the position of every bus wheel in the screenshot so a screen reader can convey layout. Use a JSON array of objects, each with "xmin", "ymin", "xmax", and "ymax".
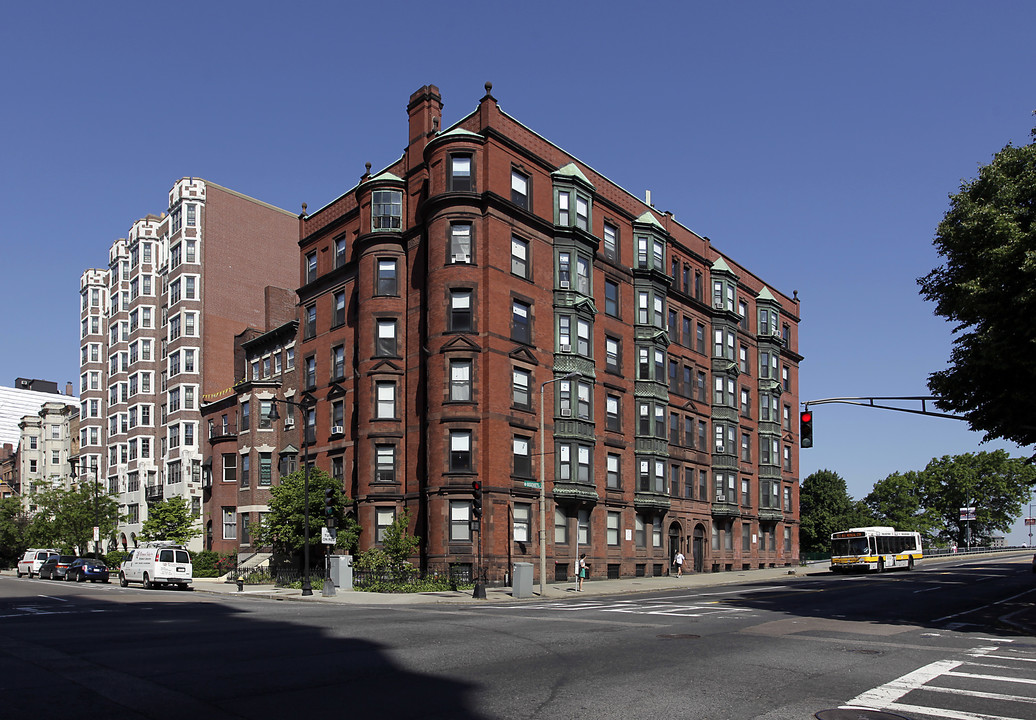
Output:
[
  {"xmin": 877, "ymin": 559, "xmax": 885, "ymax": 573},
  {"xmin": 907, "ymin": 558, "xmax": 914, "ymax": 571}
]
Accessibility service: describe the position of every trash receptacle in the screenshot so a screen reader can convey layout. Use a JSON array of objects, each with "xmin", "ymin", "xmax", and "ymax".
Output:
[
  {"xmin": 329, "ymin": 555, "xmax": 353, "ymax": 590},
  {"xmin": 512, "ymin": 562, "xmax": 533, "ymax": 598}
]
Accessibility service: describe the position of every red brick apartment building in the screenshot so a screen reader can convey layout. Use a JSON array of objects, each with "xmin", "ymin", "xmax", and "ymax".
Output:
[{"xmin": 295, "ymin": 84, "xmax": 802, "ymax": 584}]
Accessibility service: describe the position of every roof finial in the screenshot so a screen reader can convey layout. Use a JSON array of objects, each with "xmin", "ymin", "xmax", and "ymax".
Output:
[
  {"xmin": 362, "ymin": 162, "xmax": 372, "ymax": 182},
  {"xmin": 482, "ymin": 81, "xmax": 495, "ymax": 102}
]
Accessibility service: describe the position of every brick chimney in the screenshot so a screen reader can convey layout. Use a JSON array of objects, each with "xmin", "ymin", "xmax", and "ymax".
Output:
[
  {"xmin": 406, "ymin": 85, "xmax": 443, "ymax": 168},
  {"xmin": 66, "ymin": 381, "xmax": 74, "ymax": 396}
]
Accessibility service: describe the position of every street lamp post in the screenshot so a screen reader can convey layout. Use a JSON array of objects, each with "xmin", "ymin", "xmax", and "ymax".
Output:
[
  {"xmin": 539, "ymin": 371, "xmax": 580, "ymax": 597},
  {"xmin": 267, "ymin": 393, "xmax": 316, "ymax": 596}
]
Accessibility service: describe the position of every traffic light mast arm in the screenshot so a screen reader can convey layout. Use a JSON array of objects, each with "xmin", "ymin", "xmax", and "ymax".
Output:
[{"xmin": 802, "ymin": 396, "xmax": 965, "ymax": 421}]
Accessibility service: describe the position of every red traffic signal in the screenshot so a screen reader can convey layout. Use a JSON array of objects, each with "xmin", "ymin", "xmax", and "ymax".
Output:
[{"xmin": 800, "ymin": 411, "xmax": 813, "ymax": 448}]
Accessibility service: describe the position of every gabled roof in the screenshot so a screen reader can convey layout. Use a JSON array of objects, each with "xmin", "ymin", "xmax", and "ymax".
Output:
[
  {"xmin": 553, "ymin": 162, "xmax": 595, "ymax": 189},
  {"xmin": 634, "ymin": 210, "xmax": 664, "ymax": 229}
]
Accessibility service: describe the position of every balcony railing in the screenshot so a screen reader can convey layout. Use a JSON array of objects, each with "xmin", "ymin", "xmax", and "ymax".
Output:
[{"xmin": 144, "ymin": 484, "xmax": 164, "ymax": 503}]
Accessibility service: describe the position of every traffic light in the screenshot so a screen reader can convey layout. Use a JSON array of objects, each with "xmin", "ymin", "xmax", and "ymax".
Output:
[
  {"xmin": 471, "ymin": 480, "xmax": 483, "ymax": 520},
  {"xmin": 800, "ymin": 411, "xmax": 813, "ymax": 448},
  {"xmin": 324, "ymin": 488, "xmax": 335, "ymax": 526}
]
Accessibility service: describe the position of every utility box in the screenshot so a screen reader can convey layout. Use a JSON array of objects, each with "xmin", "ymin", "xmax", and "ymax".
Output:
[
  {"xmin": 329, "ymin": 555, "xmax": 353, "ymax": 590},
  {"xmin": 512, "ymin": 562, "xmax": 533, "ymax": 598}
]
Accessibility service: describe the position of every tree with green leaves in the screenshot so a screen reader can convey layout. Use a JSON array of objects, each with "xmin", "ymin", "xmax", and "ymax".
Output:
[
  {"xmin": 139, "ymin": 496, "xmax": 201, "ymax": 545},
  {"xmin": 381, "ymin": 508, "xmax": 419, "ymax": 570},
  {"xmin": 23, "ymin": 482, "xmax": 121, "ymax": 554},
  {"xmin": 918, "ymin": 124, "xmax": 1036, "ymax": 447},
  {"xmin": 799, "ymin": 469, "xmax": 874, "ymax": 552},
  {"xmin": 917, "ymin": 451, "xmax": 1035, "ymax": 546},
  {"xmin": 250, "ymin": 468, "xmax": 360, "ymax": 566},
  {"xmin": 864, "ymin": 470, "xmax": 940, "ymax": 541},
  {"xmin": 0, "ymin": 496, "xmax": 30, "ymax": 565}
]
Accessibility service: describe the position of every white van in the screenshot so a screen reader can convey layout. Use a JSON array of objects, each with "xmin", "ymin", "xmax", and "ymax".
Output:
[
  {"xmin": 119, "ymin": 543, "xmax": 193, "ymax": 589},
  {"xmin": 16, "ymin": 549, "xmax": 60, "ymax": 578}
]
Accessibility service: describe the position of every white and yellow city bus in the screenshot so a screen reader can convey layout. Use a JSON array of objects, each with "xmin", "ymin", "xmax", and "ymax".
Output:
[{"xmin": 830, "ymin": 526, "xmax": 922, "ymax": 573}]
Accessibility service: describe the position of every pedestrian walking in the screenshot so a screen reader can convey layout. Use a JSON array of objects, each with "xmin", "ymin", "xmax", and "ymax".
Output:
[
  {"xmin": 577, "ymin": 553, "xmax": 588, "ymax": 591},
  {"xmin": 674, "ymin": 551, "xmax": 685, "ymax": 577}
]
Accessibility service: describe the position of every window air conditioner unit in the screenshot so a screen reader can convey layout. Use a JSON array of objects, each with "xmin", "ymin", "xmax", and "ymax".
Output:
[
  {"xmin": 331, "ymin": 425, "xmax": 344, "ymax": 435},
  {"xmin": 559, "ymin": 344, "xmax": 572, "ymax": 353},
  {"xmin": 714, "ymin": 301, "xmax": 725, "ymax": 310},
  {"xmin": 559, "ymin": 280, "xmax": 570, "ymax": 289},
  {"xmin": 452, "ymin": 254, "xmax": 470, "ymax": 263},
  {"xmin": 560, "ymin": 408, "xmax": 572, "ymax": 418}
]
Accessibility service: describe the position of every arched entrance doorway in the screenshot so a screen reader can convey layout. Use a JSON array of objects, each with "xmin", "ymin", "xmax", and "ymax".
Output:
[
  {"xmin": 667, "ymin": 522, "xmax": 682, "ymax": 573},
  {"xmin": 693, "ymin": 524, "xmax": 706, "ymax": 573}
]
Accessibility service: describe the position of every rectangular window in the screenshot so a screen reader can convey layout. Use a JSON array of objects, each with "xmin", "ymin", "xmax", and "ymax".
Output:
[
  {"xmin": 450, "ymin": 359, "xmax": 472, "ymax": 402},
  {"xmin": 333, "ymin": 291, "xmax": 346, "ymax": 327},
  {"xmin": 335, "ymin": 237, "xmax": 348, "ymax": 268},
  {"xmin": 604, "ymin": 279, "xmax": 619, "ymax": 317},
  {"xmin": 449, "ymin": 154, "xmax": 472, "ymax": 192},
  {"xmin": 513, "ymin": 503, "xmax": 531, "ymax": 542},
  {"xmin": 605, "ymin": 336, "xmax": 620, "ymax": 373},
  {"xmin": 449, "ymin": 223, "xmax": 472, "ymax": 263},
  {"xmin": 240, "ymin": 400, "xmax": 250, "ymax": 431},
  {"xmin": 305, "ymin": 305, "xmax": 316, "ymax": 340},
  {"xmin": 306, "ymin": 252, "xmax": 317, "ymax": 284},
  {"xmin": 513, "ymin": 436, "xmax": 531, "ymax": 478},
  {"xmin": 331, "ymin": 345, "xmax": 345, "ymax": 381},
  {"xmin": 511, "ymin": 299, "xmax": 531, "ymax": 343},
  {"xmin": 603, "ymin": 222, "xmax": 618, "ymax": 260},
  {"xmin": 259, "ymin": 453, "xmax": 272, "ymax": 486},
  {"xmin": 606, "ymin": 453, "xmax": 620, "ymax": 489},
  {"xmin": 376, "ymin": 382, "xmax": 396, "ymax": 419},
  {"xmin": 554, "ymin": 507, "xmax": 568, "ymax": 544},
  {"xmin": 450, "ymin": 430, "xmax": 472, "ymax": 472},
  {"xmin": 377, "ymin": 259, "xmax": 398, "ymax": 295},
  {"xmin": 372, "ymin": 189, "xmax": 402, "ymax": 230},
  {"xmin": 223, "ymin": 507, "xmax": 238, "ymax": 540},
  {"xmin": 511, "ymin": 169, "xmax": 528, "ymax": 209},
  {"xmin": 450, "ymin": 290, "xmax": 472, "ymax": 332},
  {"xmin": 512, "ymin": 367, "xmax": 531, "ymax": 409},
  {"xmin": 511, "ymin": 236, "xmax": 529, "ymax": 278},
  {"xmin": 240, "ymin": 454, "xmax": 250, "ymax": 488},
  {"xmin": 222, "ymin": 453, "xmax": 237, "ymax": 483},
  {"xmin": 450, "ymin": 501, "xmax": 471, "ymax": 542},
  {"xmin": 305, "ymin": 356, "xmax": 316, "ymax": 389},
  {"xmin": 376, "ymin": 318, "xmax": 397, "ymax": 356},
  {"xmin": 375, "ymin": 445, "xmax": 395, "ymax": 482},
  {"xmin": 606, "ymin": 395, "xmax": 620, "ymax": 432},
  {"xmin": 607, "ymin": 511, "xmax": 620, "ymax": 546}
]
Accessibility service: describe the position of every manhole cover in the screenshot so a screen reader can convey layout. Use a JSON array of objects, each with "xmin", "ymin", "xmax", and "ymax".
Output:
[
  {"xmin": 656, "ymin": 633, "xmax": 700, "ymax": 640},
  {"xmin": 816, "ymin": 710, "xmax": 912, "ymax": 720}
]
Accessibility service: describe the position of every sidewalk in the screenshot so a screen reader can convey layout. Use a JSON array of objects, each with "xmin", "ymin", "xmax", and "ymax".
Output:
[{"xmin": 194, "ymin": 563, "xmax": 818, "ymax": 605}]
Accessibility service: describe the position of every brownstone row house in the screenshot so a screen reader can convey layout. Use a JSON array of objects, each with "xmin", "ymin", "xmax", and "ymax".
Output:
[{"xmin": 292, "ymin": 84, "xmax": 803, "ymax": 584}]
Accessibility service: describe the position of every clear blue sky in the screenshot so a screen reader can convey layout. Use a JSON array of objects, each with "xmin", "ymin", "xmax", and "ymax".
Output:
[{"xmin": 3, "ymin": 2, "xmax": 1034, "ymax": 543}]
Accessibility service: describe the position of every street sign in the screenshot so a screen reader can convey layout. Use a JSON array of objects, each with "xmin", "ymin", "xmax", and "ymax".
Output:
[
  {"xmin": 320, "ymin": 527, "xmax": 337, "ymax": 545},
  {"xmin": 93, "ymin": 526, "xmax": 99, "ymax": 541},
  {"xmin": 1025, "ymin": 517, "xmax": 1035, "ymax": 526},
  {"xmin": 959, "ymin": 507, "xmax": 976, "ymax": 521},
  {"xmin": 523, "ymin": 481, "xmax": 541, "ymax": 488}
]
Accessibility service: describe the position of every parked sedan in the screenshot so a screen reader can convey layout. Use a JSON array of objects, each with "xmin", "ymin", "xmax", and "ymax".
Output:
[
  {"xmin": 65, "ymin": 557, "xmax": 110, "ymax": 583},
  {"xmin": 38, "ymin": 555, "xmax": 76, "ymax": 580}
]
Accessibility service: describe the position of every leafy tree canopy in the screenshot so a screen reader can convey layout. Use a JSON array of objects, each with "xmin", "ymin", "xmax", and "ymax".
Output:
[
  {"xmin": 139, "ymin": 495, "xmax": 201, "ymax": 545},
  {"xmin": 918, "ymin": 125, "xmax": 1036, "ymax": 446},
  {"xmin": 22, "ymin": 482, "xmax": 121, "ymax": 554},
  {"xmin": 250, "ymin": 468, "xmax": 360, "ymax": 563},
  {"xmin": 916, "ymin": 450, "xmax": 1035, "ymax": 546},
  {"xmin": 0, "ymin": 496, "xmax": 30, "ymax": 564},
  {"xmin": 864, "ymin": 471, "xmax": 940, "ymax": 540},
  {"xmin": 799, "ymin": 469, "xmax": 874, "ymax": 552}
]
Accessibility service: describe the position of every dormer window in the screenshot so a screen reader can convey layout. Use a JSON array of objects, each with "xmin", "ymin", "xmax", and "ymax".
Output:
[{"xmin": 372, "ymin": 190, "xmax": 402, "ymax": 230}]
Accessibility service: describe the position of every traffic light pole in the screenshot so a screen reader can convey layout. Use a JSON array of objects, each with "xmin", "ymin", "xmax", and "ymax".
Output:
[{"xmin": 802, "ymin": 396, "xmax": 963, "ymax": 420}]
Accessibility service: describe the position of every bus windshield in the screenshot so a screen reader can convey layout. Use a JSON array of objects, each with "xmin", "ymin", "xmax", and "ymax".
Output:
[{"xmin": 832, "ymin": 537, "xmax": 870, "ymax": 556}]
